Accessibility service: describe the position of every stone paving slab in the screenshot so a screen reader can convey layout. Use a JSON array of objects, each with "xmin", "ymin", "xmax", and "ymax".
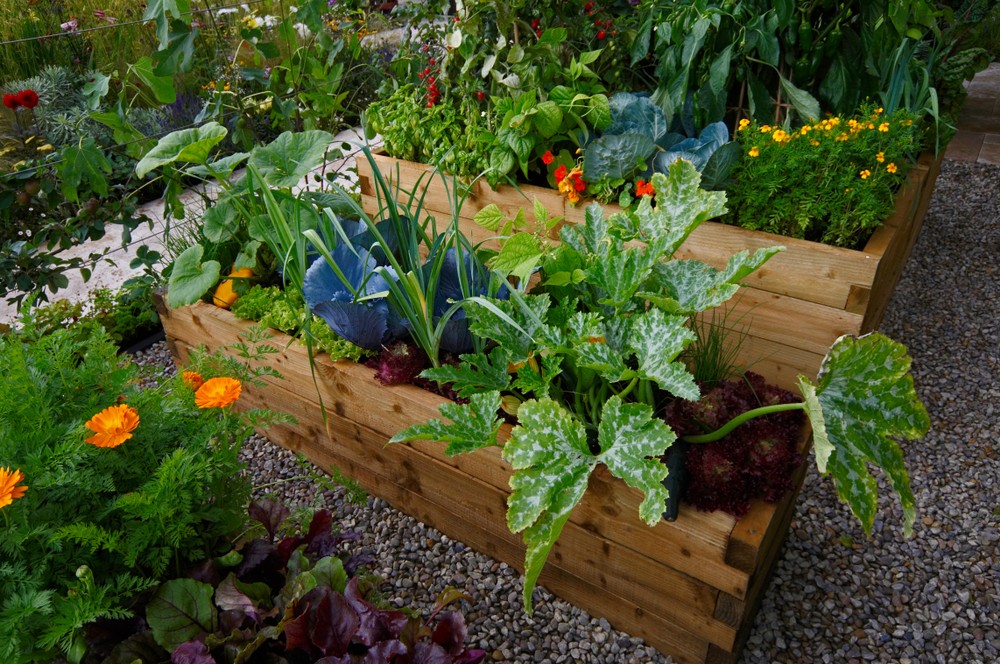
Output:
[{"xmin": 946, "ymin": 62, "xmax": 1000, "ymax": 165}]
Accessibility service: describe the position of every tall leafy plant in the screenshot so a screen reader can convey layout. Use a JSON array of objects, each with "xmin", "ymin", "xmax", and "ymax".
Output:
[{"xmin": 390, "ymin": 160, "xmax": 928, "ymax": 612}]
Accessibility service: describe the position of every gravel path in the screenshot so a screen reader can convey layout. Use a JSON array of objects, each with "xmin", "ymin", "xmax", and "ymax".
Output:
[{"xmin": 132, "ymin": 160, "xmax": 1000, "ymax": 664}]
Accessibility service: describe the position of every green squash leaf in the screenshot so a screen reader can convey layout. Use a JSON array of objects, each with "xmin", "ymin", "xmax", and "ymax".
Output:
[
  {"xmin": 388, "ymin": 391, "xmax": 504, "ymax": 456},
  {"xmin": 136, "ymin": 122, "xmax": 228, "ymax": 178},
  {"xmin": 597, "ymin": 396, "xmax": 674, "ymax": 525},
  {"xmin": 511, "ymin": 354, "xmax": 563, "ymax": 399},
  {"xmin": 468, "ymin": 295, "xmax": 549, "ymax": 363},
  {"xmin": 646, "ymin": 247, "xmax": 783, "ymax": 315},
  {"xmin": 167, "ymin": 245, "xmax": 221, "ymax": 308},
  {"xmin": 419, "ymin": 347, "xmax": 512, "ymax": 398},
  {"xmin": 186, "ymin": 152, "xmax": 250, "ymax": 179},
  {"xmin": 249, "ymin": 130, "xmax": 333, "ymax": 188},
  {"xmin": 234, "ymin": 240, "xmax": 261, "ymax": 271},
  {"xmin": 146, "ymin": 578, "xmax": 218, "ymax": 652},
  {"xmin": 629, "ymin": 308, "xmax": 698, "ymax": 400},
  {"xmin": 202, "ymin": 201, "xmax": 239, "ymax": 243},
  {"xmin": 575, "ymin": 339, "xmax": 635, "ymax": 382},
  {"xmin": 638, "ymin": 160, "xmax": 727, "ymax": 246},
  {"xmin": 798, "ymin": 333, "xmax": 928, "ymax": 536}
]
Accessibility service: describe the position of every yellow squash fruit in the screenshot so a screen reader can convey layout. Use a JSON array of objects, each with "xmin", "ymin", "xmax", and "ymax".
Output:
[{"xmin": 212, "ymin": 267, "xmax": 254, "ymax": 309}]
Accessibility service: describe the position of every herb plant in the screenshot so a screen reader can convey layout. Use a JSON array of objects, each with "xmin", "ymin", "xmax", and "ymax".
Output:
[{"xmin": 390, "ymin": 160, "xmax": 928, "ymax": 612}]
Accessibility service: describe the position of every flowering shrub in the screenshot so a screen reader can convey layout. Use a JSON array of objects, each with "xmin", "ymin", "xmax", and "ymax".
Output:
[
  {"xmin": 0, "ymin": 317, "xmax": 291, "ymax": 662},
  {"xmin": 724, "ymin": 105, "xmax": 921, "ymax": 248}
]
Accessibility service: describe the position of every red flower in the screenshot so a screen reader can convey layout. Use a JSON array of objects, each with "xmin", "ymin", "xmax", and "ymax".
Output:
[
  {"xmin": 17, "ymin": 89, "xmax": 39, "ymax": 108},
  {"xmin": 3, "ymin": 94, "xmax": 20, "ymax": 110},
  {"xmin": 597, "ymin": 29, "xmax": 606, "ymax": 40},
  {"xmin": 572, "ymin": 175, "xmax": 586, "ymax": 192},
  {"xmin": 635, "ymin": 179, "xmax": 654, "ymax": 197},
  {"xmin": 542, "ymin": 150, "xmax": 554, "ymax": 165},
  {"xmin": 554, "ymin": 165, "xmax": 568, "ymax": 182}
]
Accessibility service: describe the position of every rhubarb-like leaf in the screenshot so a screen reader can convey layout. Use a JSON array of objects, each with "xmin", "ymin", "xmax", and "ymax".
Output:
[
  {"xmin": 389, "ymin": 391, "xmax": 504, "ymax": 456},
  {"xmin": 629, "ymin": 308, "xmax": 699, "ymax": 400},
  {"xmin": 167, "ymin": 245, "xmax": 221, "ymax": 308},
  {"xmin": 645, "ymin": 247, "xmax": 784, "ymax": 314},
  {"xmin": 419, "ymin": 347, "xmax": 512, "ymax": 397},
  {"xmin": 146, "ymin": 578, "xmax": 218, "ymax": 651},
  {"xmin": 597, "ymin": 396, "xmax": 674, "ymax": 525},
  {"xmin": 797, "ymin": 333, "xmax": 928, "ymax": 536}
]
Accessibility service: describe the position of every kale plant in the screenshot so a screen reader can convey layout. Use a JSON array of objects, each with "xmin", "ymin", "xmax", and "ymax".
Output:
[{"xmin": 390, "ymin": 159, "xmax": 928, "ymax": 612}]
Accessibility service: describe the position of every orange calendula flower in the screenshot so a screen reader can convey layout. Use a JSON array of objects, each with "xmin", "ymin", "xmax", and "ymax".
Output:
[
  {"xmin": 183, "ymin": 371, "xmax": 205, "ymax": 390},
  {"xmin": 0, "ymin": 467, "xmax": 27, "ymax": 508},
  {"xmin": 195, "ymin": 377, "xmax": 242, "ymax": 409},
  {"xmin": 748, "ymin": 147, "xmax": 760, "ymax": 157},
  {"xmin": 85, "ymin": 404, "xmax": 140, "ymax": 448},
  {"xmin": 886, "ymin": 163, "xmax": 897, "ymax": 173},
  {"xmin": 860, "ymin": 169, "xmax": 871, "ymax": 180},
  {"xmin": 635, "ymin": 179, "xmax": 654, "ymax": 197},
  {"xmin": 878, "ymin": 122, "xmax": 890, "ymax": 132},
  {"xmin": 876, "ymin": 152, "xmax": 885, "ymax": 163}
]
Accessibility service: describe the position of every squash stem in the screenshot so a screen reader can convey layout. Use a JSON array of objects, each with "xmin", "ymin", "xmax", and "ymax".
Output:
[{"xmin": 682, "ymin": 403, "xmax": 805, "ymax": 444}]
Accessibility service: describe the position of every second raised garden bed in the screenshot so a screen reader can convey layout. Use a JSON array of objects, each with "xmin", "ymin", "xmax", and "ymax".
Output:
[
  {"xmin": 156, "ymin": 295, "xmax": 813, "ymax": 664},
  {"xmin": 357, "ymin": 151, "xmax": 942, "ymax": 392}
]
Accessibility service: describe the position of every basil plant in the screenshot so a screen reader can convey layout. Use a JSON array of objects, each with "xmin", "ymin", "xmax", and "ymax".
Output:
[{"xmin": 391, "ymin": 159, "xmax": 929, "ymax": 612}]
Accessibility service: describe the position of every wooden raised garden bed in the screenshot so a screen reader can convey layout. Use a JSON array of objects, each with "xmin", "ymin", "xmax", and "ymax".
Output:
[
  {"xmin": 357, "ymin": 151, "xmax": 943, "ymax": 392},
  {"xmin": 157, "ymin": 296, "xmax": 814, "ymax": 664}
]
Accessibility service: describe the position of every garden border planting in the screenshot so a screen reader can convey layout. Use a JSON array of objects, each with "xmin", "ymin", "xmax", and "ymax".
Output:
[
  {"xmin": 357, "ymin": 151, "xmax": 943, "ymax": 392},
  {"xmin": 156, "ymin": 294, "xmax": 813, "ymax": 664}
]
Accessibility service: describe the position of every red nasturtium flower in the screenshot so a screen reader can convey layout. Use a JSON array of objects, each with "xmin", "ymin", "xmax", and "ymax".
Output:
[
  {"xmin": 554, "ymin": 164, "xmax": 568, "ymax": 183},
  {"xmin": 572, "ymin": 175, "xmax": 586, "ymax": 192},
  {"xmin": 16, "ymin": 90, "xmax": 39, "ymax": 109},
  {"xmin": 3, "ymin": 94, "xmax": 20, "ymax": 110},
  {"xmin": 635, "ymin": 179, "xmax": 654, "ymax": 197},
  {"xmin": 542, "ymin": 150, "xmax": 554, "ymax": 165}
]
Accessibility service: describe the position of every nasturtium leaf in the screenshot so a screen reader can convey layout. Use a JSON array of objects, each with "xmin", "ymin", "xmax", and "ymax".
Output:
[
  {"xmin": 136, "ymin": 122, "xmax": 228, "ymax": 178},
  {"xmin": 474, "ymin": 204, "xmax": 505, "ymax": 232},
  {"xmin": 597, "ymin": 396, "xmax": 674, "ymax": 524},
  {"xmin": 146, "ymin": 578, "xmax": 218, "ymax": 651},
  {"xmin": 167, "ymin": 245, "xmax": 221, "ymax": 308},
  {"xmin": 647, "ymin": 247, "xmax": 783, "ymax": 315},
  {"xmin": 797, "ymin": 333, "xmax": 928, "ymax": 536},
  {"xmin": 629, "ymin": 308, "xmax": 699, "ymax": 400},
  {"xmin": 420, "ymin": 347, "xmax": 511, "ymax": 398},
  {"xmin": 491, "ymin": 232, "xmax": 544, "ymax": 285},
  {"xmin": 389, "ymin": 391, "xmax": 504, "ymax": 456},
  {"xmin": 57, "ymin": 137, "xmax": 112, "ymax": 201},
  {"xmin": 249, "ymin": 130, "xmax": 333, "ymax": 187},
  {"xmin": 202, "ymin": 201, "xmax": 239, "ymax": 243}
]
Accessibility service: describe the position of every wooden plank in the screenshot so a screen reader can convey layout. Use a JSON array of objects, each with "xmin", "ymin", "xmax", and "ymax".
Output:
[
  {"xmin": 161, "ymin": 302, "xmax": 754, "ymax": 598},
  {"xmin": 215, "ymin": 369, "xmax": 739, "ymax": 650}
]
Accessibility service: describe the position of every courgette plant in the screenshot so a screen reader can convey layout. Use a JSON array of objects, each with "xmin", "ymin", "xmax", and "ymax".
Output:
[{"xmin": 390, "ymin": 159, "xmax": 929, "ymax": 612}]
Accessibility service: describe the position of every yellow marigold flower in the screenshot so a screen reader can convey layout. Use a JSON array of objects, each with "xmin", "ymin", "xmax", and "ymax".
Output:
[
  {"xmin": 223, "ymin": 83, "xmax": 231, "ymax": 91},
  {"xmin": 183, "ymin": 371, "xmax": 205, "ymax": 391},
  {"xmin": 904, "ymin": 119, "xmax": 913, "ymax": 126},
  {"xmin": 760, "ymin": 125, "xmax": 772, "ymax": 133},
  {"xmin": 811, "ymin": 140, "xmax": 820, "ymax": 146},
  {"xmin": 887, "ymin": 163, "xmax": 897, "ymax": 173},
  {"xmin": 209, "ymin": 81, "xmax": 216, "ymax": 89},
  {"xmin": 848, "ymin": 119, "xmax": 858, "ymax": 128},
  {"xmin": 801, "ymin": 125, "xmax": 811, "ymax": 133},
  {"xmin": 878, "ymin": 122, "xmax": 890, "ymax": 132},
  {"xmin": 866, "ymin": 122, "xmax": 875, "ymax": 130},
  {"xmin": 772, "ymin": 129, "xmax": 789, "ymax": 143},
  {"xmin": 835, "ymin": 134, "xmax": 849, "ymax": 141},
  {"xmin": 85, "ymin": 405, "xmax": 140, "ymax": 449},
  {"xmin": 829, "ymin": 117, "xmax": 840, "ymax": 126},
  {"xmin": 845, "ymin": 187, "xmax": 853, "ymax": 193},
  {"xmin": 876, "ymin": 107, "xmax": 883, "ymax": 114},
  {"xmin": 0, "ymin": 467, "xmax": 27, "ymax": 509},
  {"xmin": 748, "ymin": 147, "xmax": 760, "ymax": 157},
  {"xmin": 860, "ymin": 169, "xmax": 871, "ymax": 180},
  {"xmin": 876, "ymin": 152, "xmax": 885, "ymax": 163},
  {"xmin": 738, "ymin": 118, "xmax": 751, "ymax": 130},
  {"xmin": 195, "ymin": 377, "xmax": 242, "ymax": 409}
]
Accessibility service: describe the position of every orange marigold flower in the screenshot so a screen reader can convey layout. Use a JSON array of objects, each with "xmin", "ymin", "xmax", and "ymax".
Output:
[
  {"xmin": 748, "ymin": 147, "xmax": 760, "ymax": 157},
  {"xmin": 183, "ymin": 371, "xmax": 205, "ymax": 390},
  {"xmin": 772, "ymin": 129, "xmax": 789, "ymax": 143},
  {"xmin": 542, "ymin": 150, "xmax": 554, "ymax": 165},
  {"xmin": 860, "ymin": 169, "xmax": 871, "ymax": 180},
  {"xmin": 0, "ymin": 467, "xmax": 27, "ymax": 508},
  {"xmin": 886, "ymin": 163, "xmax": 897, "ymax": 173},
  {"xmin": 635, "ymin": 179, "xmax": 654, "ymax": 197},
  {"xmin": 195, "ymin": 377, "xmax": 242, "ymax": 409},
  {"xmin": 876, "ymin": 152, "xmax": 885, "ymax": 163},
  {"xmin": 85, "ymin": 404, "xmax": 140, "ymax": 448}
]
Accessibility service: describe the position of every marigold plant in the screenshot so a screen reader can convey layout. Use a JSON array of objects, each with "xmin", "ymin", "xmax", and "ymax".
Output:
[
  {"xmin": 0, "ymin": 466, "xmax": 27, "ymax": 509},
  {"xmin": 195, "ymin": 376, "xmax": 242, "ymax": 408},
  {"xmin": 725, "ymin": 105, "xmax": 920, "ymax": 247},
  {"xmin": 84, "ymin": 404, "xmax": 140, "ymax": 448}
]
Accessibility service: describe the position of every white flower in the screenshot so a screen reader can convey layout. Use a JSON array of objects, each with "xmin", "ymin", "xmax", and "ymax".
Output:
[
  {"xmin": 294, "ymin": 22, "xmax": 311, "ymax": 39},
  {"xmin": 262, "ymin": 15, "xmax": 278, "ymax": 27},
  {"xmin": 240, "ymin": 4, "xmax": 250, "ymax": 11},
  {"xmin": 289, "ymin": 5, "xmax": 298, "ymax": 12},
  {"xmin": 216, "ymin": 7, "xmax": 238, "ymax": 15}
]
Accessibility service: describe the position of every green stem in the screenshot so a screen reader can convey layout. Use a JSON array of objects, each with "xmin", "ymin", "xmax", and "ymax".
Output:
[
  {"xmin": 615, "ymin": 376, "xmax": 640, "ymax": 401},
  {"xmin": 682, "ymin": 403, "xmax": 805, "ymax": 444}
]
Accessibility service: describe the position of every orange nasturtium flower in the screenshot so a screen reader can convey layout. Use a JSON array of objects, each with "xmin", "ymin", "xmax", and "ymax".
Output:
[
  {"xmin": 183, "ymin": 371, "xmax": 205, "ymax": 390},
  {"xmin": 0, "ymin": 467, "xmax": 27, "ymax": 508},
  {"xmin": 635, "ymin": 179, "xmax": 654, "ymax": 197},
  {"xmin": 195, "ymin": 377, "xmax": 242, "ymax": 409},
  {"xmin": 85, "ymin": 404, "xmax": 140, "ymax": 448}
]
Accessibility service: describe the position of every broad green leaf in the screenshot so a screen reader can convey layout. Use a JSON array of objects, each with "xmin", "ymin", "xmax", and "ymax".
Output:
[
  {"xmin": 579, "ymin": 49, "xmax": 602, "ymax": 65},
  {"xmin": 798, "ymin": 333, "xmax": 928, "ymax": 536},
  {"xmin": 311, "ymin": 556, "xmax": 348, "ymax": 593},
  {"xmin": 468, "ymin": 295, "xmax": 549, "ymax": 363},
  {"xmin": 249, "ymin": 130, "xmax": 333, "ymax": 188},
  {"xmin": 588, "ymin": 242, "xmax": 659, "ymax": 308},
  {"xmin": 532, "ymin": 197, "xmax": 550, "ymax": 227},
  {"xmin": 630, "ymin": 18, "xmax": 652, "ymax": 66},
  {"xmin": 58, "ymin": 138, "xmax": 112, "ymax": 201},
  {"xmin": 629, "ymin": 308, "xmax": 698, "ymax": 399},
  {"xmin": 597, "ymin": 396, "xmax": 674, "ymax": 524},
  {"xmin": 474, "ymin": 204, "xmax": 505, "ymax": 232},
  {"xmin": 82, "ymin": 72, "xmax": 111, "ymax": 111},
  {"xmin": 130, "ymin": 56, "xmax": 176, "ymax": 103},
  {"xmin": 779, "ymin": 74, "xmax": 822, "ymax": 121},
  {"xmin": 521, "ymin": 510, "xmax": 572, "ymax": 613},
  {"xmin": 575, "ymin": 340, "xmax": 634, "ymax": 382},
  {"xmin": 589, "ymin": 93, "xmax": 611, "ymax": 130},
  {"xmin": 647, "ymin": 247, "xmax": 783, "ymax": 315},
  {"xmin": 419, "ymin": 347, "xmax": 511, "ymax": 398},
  {"xmin": 533, "ymin": 101, "xmax": 563, "ymax": 138},
  {"xmin": 511, "ymin": 354, "xmax": 563, "ymax": 399},
  {"xmin": 143, "ymin": 0, "xmax": 191, "ymax": 49},
  {"xmin": 489, "ymin": 146, "xmax": 516, "ymax": 176},
  {"xmin": 167, "ymin": 245, "xmax": 221, "ymax": 308},
  {"xmin": 481, "ymin": 53, "xmax": 497, "ymax": 78},
  {"xmin": 699, "ymin": 141, "xmax": 741, "ymax": 191},
  {"xmin": 540, "ymin": 27, "xmax": 567, "ymax": 45},
  {"xmin": 186, "ymin": 152, "xmax": 250, "ymax": 179},
  {"xmin": 389, "ymin": 391, "xmax": 504, "ymax": 456},
  {"xmin": 636, "ymin": 161, "xmax": 727, "ymax": 248},
  {"xmin": 152, "ymin": 20, "xmax": 199, "ymax": 75},
  {"xmin": 146, "ymin": 578, "xmax": 217, "ymax": 652},
  {"xmin": 136, "ymin": 123, "xmax": 228, "ymax": 178},
  {"xmin": 491, "ymin": 232, "xmax": 544, "ymax": 285},
  {"xmin": 234, "ymin": 240, "xmax": 261, "ymax": 271},
  {"xmin": 202, "ymin": 201, "xmax": 239, "ymax": 243},
  {"xmin": 582, "ymin": 132, "xmax": 654, "ymax": 182}
]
